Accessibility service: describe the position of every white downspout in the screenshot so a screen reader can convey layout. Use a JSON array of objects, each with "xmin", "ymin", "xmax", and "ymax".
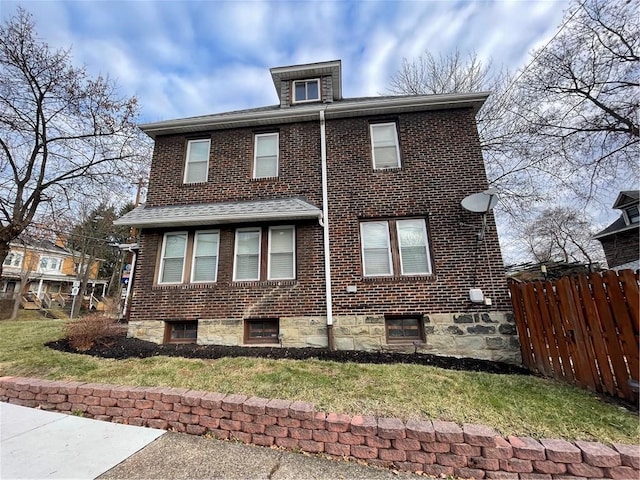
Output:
[
  {"xmin": 122, "ymin": 247, "xmax": 137, "ymax": 321},
  {"xmin": 319, "ymin": 109, "xmax": 335, "ymax": 349}
]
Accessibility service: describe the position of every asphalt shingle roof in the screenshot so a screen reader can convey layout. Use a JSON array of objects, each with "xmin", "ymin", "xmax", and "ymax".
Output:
[{"xmin": 114, "ymin": 197, "xmax": 322, "ymax": 228}]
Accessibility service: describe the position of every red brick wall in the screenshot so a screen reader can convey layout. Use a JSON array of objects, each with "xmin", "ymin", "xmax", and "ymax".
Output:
[
  {"xmin": 145, "ymin": 122, "xmax": 322, "ymax": 207},
  {"xmin": 3, "ymin": 377, "xmax": 637, "ymax": 479},
  {"xmin": 131, "ymin": 107, "xmax": 510, "ymax": 329},
  {"xmin": 325, "ymin": 109, "xmax": 510, "ymax": 314}
]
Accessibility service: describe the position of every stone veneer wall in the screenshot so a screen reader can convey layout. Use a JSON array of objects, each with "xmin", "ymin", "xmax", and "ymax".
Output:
[
  {"xmin": 128, "ymin": 311, "xmax": 520, "ymax": 365},
  {"xmin": 3, "ymin": 377, "xmax": 637, "ymax": 479}
]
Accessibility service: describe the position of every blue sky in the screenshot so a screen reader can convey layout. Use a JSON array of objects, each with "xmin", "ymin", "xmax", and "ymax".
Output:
[{"xmin": 4, "ymin": 0, "xmax": 570, "ymax": 124}]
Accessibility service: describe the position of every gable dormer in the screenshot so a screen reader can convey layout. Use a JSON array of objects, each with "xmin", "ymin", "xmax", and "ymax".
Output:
[{"xmin": 270, "ymin": 60, "xmax": 342, "ymax": 108}]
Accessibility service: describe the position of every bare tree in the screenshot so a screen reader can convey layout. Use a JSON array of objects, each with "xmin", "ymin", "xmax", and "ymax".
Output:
[
  {"xmin": 509, "ymin": 0, "xmax": 639, "ymax": 206},
  {"xmin": 389, "ymin": 50, "xmax": 494, "ymax": 95},
  {"xmin": 521, "ymin": 207, "xmax": 605, "ymax": 266},
  {"xmin": 387, "ymin": 49, "xmax": 539, "ymax": 212},
  {"xmin": 0, "ymin": 8, "xmax": 144, "ymax": 277}
]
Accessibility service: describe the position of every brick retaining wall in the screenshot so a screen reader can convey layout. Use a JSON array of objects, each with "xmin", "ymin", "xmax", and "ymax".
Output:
[{"xmin": 1, "ymin": 377, "xmax": 638, "ymax": 479}]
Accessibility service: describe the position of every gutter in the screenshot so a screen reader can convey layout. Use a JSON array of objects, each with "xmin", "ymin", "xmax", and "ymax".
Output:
[
  {"xmin": 319, "ymin": 109, "xmax": 335, "ymax": 350},
  {"xmin": 140, "ymin": 92, "xmax": 490, "ymax": 139}
]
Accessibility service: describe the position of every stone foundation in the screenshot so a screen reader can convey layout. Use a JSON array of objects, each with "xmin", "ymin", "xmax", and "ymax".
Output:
[{"xmin": 128, "ymin": 311, "xmax": 520, "ymax": 364}]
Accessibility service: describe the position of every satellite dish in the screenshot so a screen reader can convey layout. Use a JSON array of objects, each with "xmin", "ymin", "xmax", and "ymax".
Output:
[{"xmin": 461, "ymin": 190, "xmax": 499, "ymax": 213}]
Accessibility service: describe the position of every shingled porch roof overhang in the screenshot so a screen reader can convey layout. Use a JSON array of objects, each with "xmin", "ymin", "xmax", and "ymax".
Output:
[{"xmin": 113, "ymin": 198, "xmax": 323, "ymax": 229}]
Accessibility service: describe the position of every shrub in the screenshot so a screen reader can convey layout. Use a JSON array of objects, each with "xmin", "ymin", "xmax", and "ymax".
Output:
[{"xmin": 64, "ymin": 314, "xmax": 121, "ymax": 352}]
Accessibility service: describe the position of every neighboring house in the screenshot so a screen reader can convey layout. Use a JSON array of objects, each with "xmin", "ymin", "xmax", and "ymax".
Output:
[
  {"xmin": 0, "ymin": 236, "xmax": 106, "ymax": 310},
  {"xmin": 115, "ymin": 60, "xmax": 518, "ymax": 363},
  {"xmin": 594, "ymin": 190, "xmax": 640, "ymax": 271}
]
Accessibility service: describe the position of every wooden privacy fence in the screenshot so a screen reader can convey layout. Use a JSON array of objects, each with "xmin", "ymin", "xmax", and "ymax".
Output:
[{"xmin": 509, "ymin": 269, "xmax": 639, "ymax": 403}]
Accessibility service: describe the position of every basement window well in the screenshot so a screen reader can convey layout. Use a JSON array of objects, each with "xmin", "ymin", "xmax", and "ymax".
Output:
[
  {"xmin": 244, "ymin": 319, "xmax": 279, "ymax": 344},
  {"xmin": 165, "ymin": 320, "xmax": 197, "ymax": 344}
]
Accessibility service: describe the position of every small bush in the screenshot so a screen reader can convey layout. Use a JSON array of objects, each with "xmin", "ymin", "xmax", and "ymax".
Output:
[{"xmin": 64, "ymin": 314, "xmax": 121, "ymax": 352}]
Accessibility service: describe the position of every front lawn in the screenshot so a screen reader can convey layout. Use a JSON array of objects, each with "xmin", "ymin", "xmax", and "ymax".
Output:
[{"xmin": 0, "ymin": 318, "xmax": 637, "ymax": 444}]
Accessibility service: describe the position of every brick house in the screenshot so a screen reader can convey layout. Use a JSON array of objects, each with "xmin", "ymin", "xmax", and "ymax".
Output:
[
  {"xmin": 594, "ymin": 190, "xmax": 639, "ymax": 271},
  {"xmin": 115, "ymin": 60, "xmax": 518, "ymax": 363}
]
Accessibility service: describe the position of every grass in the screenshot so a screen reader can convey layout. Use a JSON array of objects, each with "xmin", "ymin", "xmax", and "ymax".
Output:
[{"xmin": 0, "ymin": 316, "xmax": 637, "ymax": 444}]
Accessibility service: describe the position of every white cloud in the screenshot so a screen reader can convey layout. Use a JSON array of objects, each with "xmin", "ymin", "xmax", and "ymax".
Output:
[{"xmin": 2, "ymin": 0, "xmax": 569, "ymax": 120}]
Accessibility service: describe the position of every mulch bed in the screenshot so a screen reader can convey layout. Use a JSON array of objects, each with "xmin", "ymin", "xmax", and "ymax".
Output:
[{"xmin": 46, "ymin": 333, "xmax": 530, "ymax": 376}]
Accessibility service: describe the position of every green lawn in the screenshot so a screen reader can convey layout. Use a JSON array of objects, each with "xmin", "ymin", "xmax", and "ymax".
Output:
[{"xmin": 0, "ymin": 318, "xmax": 637, "ymax": 444}]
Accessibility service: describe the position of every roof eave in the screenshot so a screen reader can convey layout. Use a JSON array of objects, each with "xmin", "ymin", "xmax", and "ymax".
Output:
[
  {"xmin": 114, "ymin": 212, "xmax": 322, "ymax": 229},
  {"xmin": 593, "ymin": 222, "xmax": 639, "ymax": 240},
  {"xmin": 139, "ymin": 92, "xmax": 490, "ymax": 139}
]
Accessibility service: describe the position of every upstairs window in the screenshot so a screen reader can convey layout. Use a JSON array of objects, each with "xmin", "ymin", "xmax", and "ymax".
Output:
[
  {"xmin": 184, "ymin": 139, "xmax": 210, "ymax": 183},
  {"xmin": 625, "ymin": 205, "xmax": 639, "ymax": 224},
  {"xmin": 293, "ymin": 79, "xmax": 320, "ymax": 103},
  {"xmin": 370, "ymin": 123, "xmax": 401, "ymax": 169},
  {"xmin": 159, "ymin": 232, "xmax": 187, "ymax": 284},
  {"xmin": 360, "ymin": 219, "xmax": 432, "ymax": 277},
  {"xmin": 254, "ymin": 133, "xmax": 279, "ymax": 179},
  {"xmin": 39, "ymin": 257, "xmax": 60, "ymax": 272},
  {"xmin": 3, "ymin": 252, "xmax": 23, "ymax": 268},
  {"xmin": 191, "ymin": 231, "xmax": 220, "ymax": 283}
]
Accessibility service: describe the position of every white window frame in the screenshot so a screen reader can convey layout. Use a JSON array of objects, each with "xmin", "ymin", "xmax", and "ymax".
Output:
[
  {"xmin": 159, "ymin": 232, "xmax": 187, "ymax": 285},
  {"xmin": 183, "ymin": 139, "xmax": 210, "ymax": 184},
  {"xmin": 267, "ymin": 226, "xmax": 296, "ymax": 280},
  {"xmin": 3, "ymin": 252, "xmax": 23, "ymax": 268},
  {"xmin": 39, "ymin": 256, "xmax": 61, "ymax": 272},
  {"xmin": 233, "ymin": 227, "xmax": 262, "ymax": 281},
  {"xmin": 396, "ymin": 219, "xmax": 432, "ymax": 276},
  {"xmin": 253, "ymin": 132, "xmax": 279, "ymax": 179},
  {"xmin": 360, "ymin": 221, "xmax": 393, "ymax": 277},
  {"xmin": 292, "ymin": 78, "xmax": 320, "ymax": 103},
  {"xmin": 190, "ymin": 230, "xmax": 220, "ymax": 283},
  {"xmin": 370, "ymin": 122, "xmax": 401, "ymax": 169}
]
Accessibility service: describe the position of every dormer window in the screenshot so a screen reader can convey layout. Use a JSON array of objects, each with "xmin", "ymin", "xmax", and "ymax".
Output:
[
  {"xmin": 625, "ymin": 205, "xmax": 639, "ymax": 224},
  {"xmin": 293, "ymin": 79, "xmax": 320, "ymax": 103}
]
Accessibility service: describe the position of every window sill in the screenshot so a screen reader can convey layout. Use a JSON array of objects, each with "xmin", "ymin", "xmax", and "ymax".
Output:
[
  {"xmin": 251, "ymin": 177, "xmax": 279, "ymax": 182},
  {"xmin": 181, "ymin": 181, "xmax": 208, "ymax": 186},
  {"xmin": 362, "ymin": 275, "xmax": 435, "ymax": 283},
  {"xmin": 232, "ymin": 280, "xmax": 297, "ymax": 287},
  {"xmin": 153, "ymin": 283, "xmax": 216, "ymax": 291}
]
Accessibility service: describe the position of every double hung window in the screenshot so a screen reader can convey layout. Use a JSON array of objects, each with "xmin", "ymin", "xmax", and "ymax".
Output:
[
  {"xmin": 159, "ymin": 233, "xmax": 187, "ymax": 284},
  {"xmin": 191, "ymin": 231, "xmax": 220, "ymax": 283},
  {"xmin": 370, "ymin": 122, "xmax": 401, "ymax": 169},
  {"xmin": 184, "ymin": 139, "xmax": 210, "ymax": 183},
  {"xmin": 233, "ymin": 226, "xmax": 296, "ymax": 281},
  {"xmin": 158, "ymin": 230, "xmax": 220, "ymax": 285},
  {"xmin": 234, "ymin": 228, "xmax": 261, "ymax": 281},
  {"xmin": 253, "ymin": 133, "xmax": 279, "ymax": 178},
  {"xmin": 360, "ymin": 219, "xmax": 431, "ymax": 277}
]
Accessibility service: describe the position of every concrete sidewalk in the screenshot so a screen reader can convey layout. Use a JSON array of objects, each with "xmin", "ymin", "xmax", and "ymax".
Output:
[{"xmin": 1, "ymin": 403, "xmax": 418, "ymax": 479}]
